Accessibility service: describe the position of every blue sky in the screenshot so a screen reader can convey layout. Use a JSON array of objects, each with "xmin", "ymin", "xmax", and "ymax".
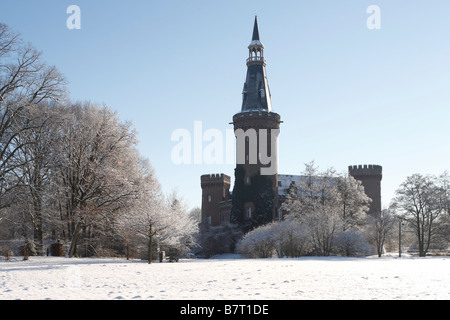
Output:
[{"xmin": 1, "ymin": 1, "xmax": 450, "ymax": 210}]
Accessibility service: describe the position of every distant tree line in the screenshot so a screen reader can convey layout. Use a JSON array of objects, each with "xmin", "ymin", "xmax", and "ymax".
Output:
[{"xmin": 0, "ymin": 23, "xmax": 198, "ymax": 262}]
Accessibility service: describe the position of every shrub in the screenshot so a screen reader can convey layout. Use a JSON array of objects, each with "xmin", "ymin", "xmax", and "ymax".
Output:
[
  {"xmin": 237, "ymin": 223, "xmax": 276, "ymax": 258},
  {"xmin": 333, "ymin": 230, "xmax": 370, "ymax": 257}
]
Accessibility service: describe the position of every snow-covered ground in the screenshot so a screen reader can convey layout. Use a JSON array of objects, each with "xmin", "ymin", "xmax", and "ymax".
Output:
[{"xmin": 0, "ymin": 254, "xmax": 448, "ymax": 300}]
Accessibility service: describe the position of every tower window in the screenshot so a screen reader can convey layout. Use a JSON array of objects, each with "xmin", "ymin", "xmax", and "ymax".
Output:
[
  {"xmin": 246, "ymin": 207, "xmax": 252, "ymax": 218},
  {"xmin": 207, "ymin": 195, "xmax": 212, "ymax": 202}
]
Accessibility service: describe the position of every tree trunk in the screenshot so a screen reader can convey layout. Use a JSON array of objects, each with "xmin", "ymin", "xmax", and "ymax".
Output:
[
  {"xmin": 147, "ymin": 224, "xmax": 153, "ymax": 264},
  {"xmin": 32, "ymin": 191, "xmax": 44, "ymax": 256},
  {"xmin": 147, "ymin": 234, "xmax": 153, "ymax": 264},
  {"xmin": 68, "ymin": 221, "xmax": 83, "ymax": 258}
]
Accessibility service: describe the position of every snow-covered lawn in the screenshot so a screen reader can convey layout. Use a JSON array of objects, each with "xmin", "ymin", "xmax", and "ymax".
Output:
[{"xmin": 0, "ymin": 254, "xmax": 448, "ymax": 300}]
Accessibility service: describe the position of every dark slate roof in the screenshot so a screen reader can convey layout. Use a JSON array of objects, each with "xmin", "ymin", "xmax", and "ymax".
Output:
[{"xmin": 241, "ymin": 64, "xmax": 271, "ymax": 112}]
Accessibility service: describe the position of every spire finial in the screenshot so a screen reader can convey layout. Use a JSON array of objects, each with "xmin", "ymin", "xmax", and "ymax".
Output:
[{"xmin": 252, "ymin": 15, "xmax": 260, "ymax": 41}]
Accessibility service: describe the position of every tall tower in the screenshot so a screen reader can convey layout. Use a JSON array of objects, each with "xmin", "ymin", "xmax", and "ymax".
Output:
[
  {"xmin": 231, "ymin": 17, "xmax": 281, "ymax": 226},
  {"xmin": 348, "ymin": 164, "xmax": 382, "ymax": 216}
]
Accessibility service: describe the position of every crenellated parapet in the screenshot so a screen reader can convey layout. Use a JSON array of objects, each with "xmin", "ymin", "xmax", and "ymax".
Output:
[
  {"xmin": 201, "ymin": 174, "xmax": 231, "ymax": 189},
  {"xmin": 348, "ymin": 164, "xmax": 382, "ymax": 180},
  {"xmin": 232, "ymin": 110, "xmax": 281, "ymax": 131}
]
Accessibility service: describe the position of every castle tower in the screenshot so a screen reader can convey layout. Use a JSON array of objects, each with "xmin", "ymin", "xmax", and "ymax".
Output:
[
  {"xmin": 201, "ymin": 174, "xmax": 231, "ymax": 226},
  {"xmin": 348, "ymin": 164, "xmax": 382, "ymax": 216},
  {"xmin": 232, "ymin": 17, "xmax": 281, "ymax": 225}
]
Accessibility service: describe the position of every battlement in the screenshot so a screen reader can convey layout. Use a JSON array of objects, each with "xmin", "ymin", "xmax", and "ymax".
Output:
[
  {"xmin": 201, "ymin": 173, "xmax": 231, "ymax": 188},
  {"xmin": 233, "ymin": 110, "xmax": 281, "ymax": 131},
  {"xmin": 233, "ymin": 110, "xmax": 281, "ymax": 122},
  {"xmin": 348, "ymin": 164, "xmax": 382, "ymax": 177}
]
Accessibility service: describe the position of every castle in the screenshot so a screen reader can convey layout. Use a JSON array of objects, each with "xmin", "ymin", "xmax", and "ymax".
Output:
[{"xmin": 200, "ymin": 17, "xmax": 382, "ymax": 235}]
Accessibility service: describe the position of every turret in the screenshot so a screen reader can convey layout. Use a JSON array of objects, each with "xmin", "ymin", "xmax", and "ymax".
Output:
[
  {"xmin": 201, "ymin": 174, "xmax": 231, "ymax": 226},
  {"xmin": 348, "ymin": 164, "xmax": 382, "ymax": 216}
]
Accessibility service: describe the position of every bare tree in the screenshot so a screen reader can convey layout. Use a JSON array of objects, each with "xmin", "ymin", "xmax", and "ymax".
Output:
[
  {"xmin": 0, "ymin": 23, "xmax": 66, "ymax": 214},
  {"xmin": 12, "ymin": 102, "xmax": 64, "ymax": 255},
  {"xmin": 393, "ymin": 173, "xmax": 448, "ymax": 257},
  {"xmin": 366, "ymin": 208, "xmax": 396, "ymax": 257}
]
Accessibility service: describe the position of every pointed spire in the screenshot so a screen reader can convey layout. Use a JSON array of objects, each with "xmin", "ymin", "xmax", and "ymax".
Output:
[
  {"xmin": 252, "ymin": 16, "xmax": 260, "ymax": 41},
  {"xmin": 242, "ymin": 16, "xmax": 272, "ymax": 112}
]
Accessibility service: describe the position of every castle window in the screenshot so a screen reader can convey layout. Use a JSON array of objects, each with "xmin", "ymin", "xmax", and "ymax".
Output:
[
  {"xmin": 207, "ymin": 195, "xmax": 212, "ymax": 203},
  {"xmin": 246, "ymin": 177, "xmax": 250, "ymax": 184},
  {"xmin": 206, "ymin": 216, "xmax": 211, "ymax": 225},
  {"xmin": 246, "ymin": 207, "xmax": 252, "ymax": 218}
]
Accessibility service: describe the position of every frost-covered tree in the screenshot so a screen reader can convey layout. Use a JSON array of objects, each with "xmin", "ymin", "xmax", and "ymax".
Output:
[
  {"xmin": 189, "ymin": 207, "xmax": 201, "ymax": 224},
  {"xmin": 161, "ymin": 191, "xmax": 198, "ymax": 260},
  {"xmin": 0, "ymin": 23, "xmax": 187, "ymax": 260},
  {"xmin": 54, "ymin": 102, "xmax": 139, "ymax": 257},
  {"xmin": 118, "ymin": 177, "xmax": 198, "ymax": 263},
  {"xmin": 116, "ymin": 158, "xmax": 166, "ymax": 263},
  {"xmin": 335, "ymin": 174, "xmax": 371, "ymax": 232},
  {"xmin": 280, "ymin": 161, "xmax": 370, "ymax": 256}
]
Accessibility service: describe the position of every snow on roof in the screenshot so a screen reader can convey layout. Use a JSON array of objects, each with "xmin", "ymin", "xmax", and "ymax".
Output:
[
  {"xmin": 278, "ymin": 174, "xmax": 306, "ymax": 196},
  {"xmin": 278, "ymin": 174, "xmax": 337, "ymax": 196}
]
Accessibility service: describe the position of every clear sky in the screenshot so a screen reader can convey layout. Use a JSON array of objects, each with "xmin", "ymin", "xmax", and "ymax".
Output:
[{"xmin": 1, "ymin": 1, "xmax": 450, "ymax": 210}]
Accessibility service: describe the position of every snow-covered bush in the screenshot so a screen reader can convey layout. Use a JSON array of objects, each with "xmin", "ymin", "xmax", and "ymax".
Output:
[
  {"xmin": 272, "ymin": 219, "xmax": 311, "ymax": 257},
  {"xmin": 333, "ymin": 229, "xmax": 370, "ymax": 257},
  {"xmin": 237, "ymin": 223, "xmax": 276, "ymax": 258},
  {"xmin": 237, "ymin": 219, "xmax": 312, "ymax": 259}
]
